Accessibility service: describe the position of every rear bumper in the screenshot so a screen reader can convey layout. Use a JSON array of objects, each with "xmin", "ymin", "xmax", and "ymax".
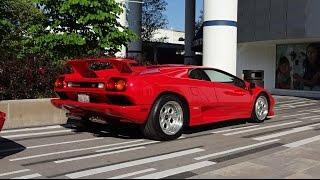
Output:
[
  {"xmin": 0, "ymin": 112, "xmax": 6, "ymax": 131},
  {"xmin": 51, "ymin": 99, "xmax": 150, "ymax": 124}
]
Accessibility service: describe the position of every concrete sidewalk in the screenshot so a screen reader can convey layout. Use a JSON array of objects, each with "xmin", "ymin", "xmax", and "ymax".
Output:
[{"xmin": 192, "ymin": 140, "xmax": 320, "ymax": 179}]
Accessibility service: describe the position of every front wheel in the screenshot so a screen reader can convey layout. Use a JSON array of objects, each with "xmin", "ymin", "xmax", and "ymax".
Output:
[
  {"xmin": 251, "ymin": 94, "xmax": 269, "ymax": 123},
  {"xmin": 142, "ymin": 95, "xmax": 188, "ymax": 141}
]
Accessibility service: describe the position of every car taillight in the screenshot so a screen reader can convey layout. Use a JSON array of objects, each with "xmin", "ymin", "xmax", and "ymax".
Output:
[
  {"xmin": 54, "ymin": 77, "xmax": 67, "ymax": 89},
  {"xmin": 106, "ymin": 79, "xmax": 127, "ymax": 91}
]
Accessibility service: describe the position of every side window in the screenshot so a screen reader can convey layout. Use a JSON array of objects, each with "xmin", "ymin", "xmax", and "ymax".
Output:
[
  {"xmin": 204, "ymin": 70, "xmax": 234, "ymax": 83},
  {"xmin": 189, "ymin": 69, "xmax": 210, "ymax": 81},
  {"xmin": 204, "ymin": 70, "xmax": 246, "ymax": 88}
]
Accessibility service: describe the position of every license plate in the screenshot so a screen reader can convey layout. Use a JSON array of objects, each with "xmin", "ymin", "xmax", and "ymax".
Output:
[{"xmin": 78, "ymin": 94, "xmax": 90, "ymax": 103}]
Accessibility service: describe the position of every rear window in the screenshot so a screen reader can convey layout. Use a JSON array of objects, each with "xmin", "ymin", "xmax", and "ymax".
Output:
[{"xmin": 89, "ymin": 62, "xmax": 113, "ymax": 71}]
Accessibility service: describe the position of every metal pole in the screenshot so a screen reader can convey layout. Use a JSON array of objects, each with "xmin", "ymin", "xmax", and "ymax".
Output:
[
  {"xmin": 184, "ymin": 0, "xmax": 196, "ymax": 65},
  {"xmin": 127, "ymin": 0, "xmax": 143, "ymax": 61}
]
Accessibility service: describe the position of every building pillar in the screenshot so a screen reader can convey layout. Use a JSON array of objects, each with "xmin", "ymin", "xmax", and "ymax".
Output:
[
  {"xmin": 115, "ymin": 0, "xmax": 128, "ymax": 58},
  {"xmin": 203, "ymin": 0, "xmax": 238, "ymax": 75},
  {"xmin": 127, "ymin": 0, "xmax": 143, "ymax": 61},
  {"xmin": 184, "ymin": 0, "xmax": 196, "ymax": 65}
]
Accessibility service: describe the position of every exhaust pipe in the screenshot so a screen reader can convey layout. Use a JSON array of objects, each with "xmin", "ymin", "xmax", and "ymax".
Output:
[
  {"xmin": 89, "ymin": 116, "xmax": 108, "ymax": 124},
  {"xmin": 66, "ymin": 113, "xmax": 83, "ymax": 120}
]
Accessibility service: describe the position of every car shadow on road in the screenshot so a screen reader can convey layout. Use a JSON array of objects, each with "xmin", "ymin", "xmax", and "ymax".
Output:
[
  {"xmin": 63, "ymin": 118, "xmax": 144, "ymax": 140},
  {"xmin": 0, "ymin": 138, "xmax": 26, "ymax": 159},
  {"xmin": 183, "ymin": 119, "xmax": 249, "ymax": 134},
  {"xmin": 65, "ymin": 118, "xmax": 253, "ymax": 139}
]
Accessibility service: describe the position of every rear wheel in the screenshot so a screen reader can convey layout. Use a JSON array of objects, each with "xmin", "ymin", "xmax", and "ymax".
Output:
[
  {"xmin": 142, "ymin": 95, "xmax": 188, "ymax": 141},
  {"xmin": 251, "ymin": 94, "xmax": 269, "ymax": 123}
]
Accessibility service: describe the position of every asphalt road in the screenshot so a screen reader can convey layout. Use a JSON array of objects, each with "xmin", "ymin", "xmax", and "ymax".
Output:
[{"xmin": 0, "ymin": 95, "xmax": 320, "ymax": 179}]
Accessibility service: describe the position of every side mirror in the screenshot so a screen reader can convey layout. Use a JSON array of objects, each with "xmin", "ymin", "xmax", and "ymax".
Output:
[{"xmin": 250, "ymin": 82, "xmax": 256, "ymax": 89}]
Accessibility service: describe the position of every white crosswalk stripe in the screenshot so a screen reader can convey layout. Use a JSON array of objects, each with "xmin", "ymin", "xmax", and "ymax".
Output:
[
  {"xmin": 27, "ymin": 137, "xmax": 104, "ymax": 149},
  {"xmin": 284, "ymin": 135, "xmax": 320, "ymax": 148},
  {"xmin": 0, "ymin": 125, "xmax": 62, "ymax": 134},
  {"xmin": 294, "ymin": 103, "xmax": 317, "ymax": 107},
  {"xmin": 194, "ymin": 139, "xmax": 280, "ymax": 160},
  {"xmin": 253, "ymin": 126, "xmax": 314, "ymax": 141},
  {"xmin": 282, "ymin": 101, "xmax": 312, "ymax": 106},
  {"xmin": 55, "ymin": 146, "xmax": 146, "ymax": 164},
  {"xmin": 96, "ymin": 141, "xmax": 159, "ymax": 153},
  {"xmin": 301, "ymin": 115, "xmax": 320, "ymax": 119},
  {"xmin": 65, "ymin": 148, "xmax": 205, "ymax": 179},
  {"xmin": 212, "ymin": 125, "xmax": 260, "ymax": 134},
  {"xmin": 282, "ymin": 113, "xmax": 310, "ymax": 118},
  {"xmin": 10, "ymin": 140, "xmax": 144, "ymax": 161},
  {"xmin": 223, "ymin": 121, "xmax": 301, "ymax": 136},
  {"xmin": 109, "ymin": 168, "xmax": 156, "ymax": 179},
  {"xmin": 135, "ymin": 161, "xmax": 216, "ymax": 179},
  {"xmin": 310, "ymin": 118, "xmax": 320, "ymax": 121},
  {"xmin": 0, "ymin": 170, "xmax": 30, "ymax": 178},
  {"xmin": 2, "ymin": 130, "xmax": 73, "ymax": 139},
  {"xmin": 12, "ymin": 173, "xmax": 42, "ymax": 179}
]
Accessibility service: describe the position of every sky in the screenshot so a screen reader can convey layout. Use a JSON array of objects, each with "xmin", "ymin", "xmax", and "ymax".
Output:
[{"xmin": 164, "ymin": 0, "xmax": 203, "ymax": 31}]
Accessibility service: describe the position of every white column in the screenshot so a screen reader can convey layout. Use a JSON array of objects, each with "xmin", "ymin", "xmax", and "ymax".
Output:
[
  {"xmin": 203, "ymin": 0, "xmax": 238, "ymax": 75},
  {"xmin": 127, "ymin": 0, "xmax": 143, "ymax": 61},
  {"xmin": 185, "ymin": 0, "xmax": 196, "ymax": 65},
  {"xmin": 115, "ymin": 0, "xmax": 128, "ymax": 58}
]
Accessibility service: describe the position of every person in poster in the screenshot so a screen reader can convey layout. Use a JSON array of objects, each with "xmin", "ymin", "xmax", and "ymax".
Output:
[
  {"xmin": 275, "ymin": 56, "xmax": 292, "ymax": 89},
  {"xmin": 276, "ymin": 43, "xmax": 320, "ymax": 91},
  {"xmin": 294, "ymin": 43, "xmax": 320, "ymax": 91}
]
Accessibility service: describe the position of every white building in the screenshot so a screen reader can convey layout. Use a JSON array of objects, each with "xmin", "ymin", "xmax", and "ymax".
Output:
[
  {"xmin": 151, "ymin": 29, "xmax": 185, "ymax": 44},
  {"xmin": 236, "ymin": 0, "xmax": 320, "ymax": 98},
  {"xmin": 143, "ymin": 28, "xmax": 185, "ymax": 64}
]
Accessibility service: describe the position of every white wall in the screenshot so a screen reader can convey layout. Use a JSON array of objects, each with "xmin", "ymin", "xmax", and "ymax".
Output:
[{"xmin": 237, "ymin": 43, "xmax": 276, "ymax": 91}]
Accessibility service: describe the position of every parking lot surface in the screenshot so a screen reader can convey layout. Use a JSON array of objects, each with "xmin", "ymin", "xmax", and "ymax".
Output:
[{"xmin": 1, "ymin": 95, "xmax": 320, "ymax": 179}]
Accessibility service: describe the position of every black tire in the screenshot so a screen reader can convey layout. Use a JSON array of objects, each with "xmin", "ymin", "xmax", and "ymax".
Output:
[
  {"xmin": 142, "ymin": 94, "xmax": 188, "ymax": 141},
  {"xmin": 251, "ymin": 94, "xmax": 269, "ymax": 123}
]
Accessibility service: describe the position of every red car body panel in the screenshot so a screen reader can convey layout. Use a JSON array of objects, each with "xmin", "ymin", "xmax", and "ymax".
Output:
[
  {"xmin": 51, "ymin": 58, "xmax": 275, "ymax": 127},
  {"xmin": 0, "ymin": 111, "xmax": 6, "ymax": 131}
]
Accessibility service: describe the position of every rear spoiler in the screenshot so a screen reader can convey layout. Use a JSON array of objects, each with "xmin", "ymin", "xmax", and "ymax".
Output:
[{"xmin": 67, "ymin": 58, "xmax": 138, "ymax": 78}]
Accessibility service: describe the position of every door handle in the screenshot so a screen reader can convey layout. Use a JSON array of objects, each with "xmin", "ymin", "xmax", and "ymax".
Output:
[
  {"xmin": 233, "ymin": 90, "xmax": 246, "ymax": 96},
  {"xmin": 225, "ymin": 90, "xmax": 245, "ymax": 96}
]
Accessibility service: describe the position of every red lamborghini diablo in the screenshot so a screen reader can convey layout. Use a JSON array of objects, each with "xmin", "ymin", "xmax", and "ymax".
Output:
[
  {"xmin": 0, "ymin": 111, "xmax": 6, "ymax": 131},
  {"xmin": 52, "ymin": 57, "xmax": 275, "ymax": 141}
]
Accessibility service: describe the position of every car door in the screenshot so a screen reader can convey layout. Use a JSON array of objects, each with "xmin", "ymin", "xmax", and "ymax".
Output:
[
  {"xmin": 188, "ymin": 69, "xmax": 224, "ymax": 123},
  {"xmin": 203, "ymin": 69, "xmax": 252, "ymax": 118}
]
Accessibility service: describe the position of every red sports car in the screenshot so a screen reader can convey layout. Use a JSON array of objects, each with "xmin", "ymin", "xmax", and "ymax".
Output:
[
  {"xmin": 0, "ymin": 111, "xmax": 6, "ymax": 131},
  {"xmin": 52, "ymin": 58, "xmax": 275, "ymax": 141}
]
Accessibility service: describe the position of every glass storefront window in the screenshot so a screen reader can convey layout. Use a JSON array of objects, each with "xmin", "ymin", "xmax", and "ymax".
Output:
[{"xmin": 276, "ymin": 43, "xmax": 320, "ymax": 91}]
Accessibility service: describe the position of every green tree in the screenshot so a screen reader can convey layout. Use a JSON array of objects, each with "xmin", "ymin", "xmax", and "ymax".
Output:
[
  {"xmin": 195, "ymin": 10, "xmax": 203, "ymax": 33},
  {"xmin": 142, "ymin": 0, "xmax": 168, "ymax": 41},
  {"xmin": 30, "ymin": 0, "xmax": 135, "ymax": 62},
  {"xmin": 0, "ymin": 0, "xmax": 42, "ymax": 60}
]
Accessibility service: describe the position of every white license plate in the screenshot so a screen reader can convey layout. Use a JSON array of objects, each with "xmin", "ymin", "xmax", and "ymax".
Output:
[{"xmin": 78, "ymin": 94, "xmax": 90, "ymax": 103}]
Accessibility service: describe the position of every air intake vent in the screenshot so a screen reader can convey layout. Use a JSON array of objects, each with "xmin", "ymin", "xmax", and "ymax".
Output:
[{"xmin": 106, "ymin": 95, "xmax": 134, "ymax": 106}]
